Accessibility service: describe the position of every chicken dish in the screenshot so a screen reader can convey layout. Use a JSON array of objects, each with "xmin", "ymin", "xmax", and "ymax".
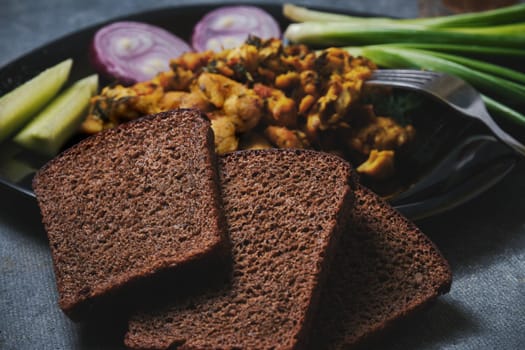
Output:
[{"xmin": 82, "ymin": 37, "xmax": 415, "ymax": 181}]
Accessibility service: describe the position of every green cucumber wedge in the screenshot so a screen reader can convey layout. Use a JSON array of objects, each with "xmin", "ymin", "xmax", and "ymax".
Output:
[
  {"xmin": 14, "ymin": 74, "xmax": 98, "ymax": 156},
  {"xmin": 0, "ymin": 59, "xmax": 72, "ymax": 142}
]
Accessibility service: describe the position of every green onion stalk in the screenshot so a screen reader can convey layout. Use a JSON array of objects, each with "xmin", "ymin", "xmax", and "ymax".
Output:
[
  {"xmin": 283, "ymin": 3, "xmax": 525, "ymax": 28},
  {"xmin": 284, "ymin": 22, "xmax": 525, "ymax": 49}
]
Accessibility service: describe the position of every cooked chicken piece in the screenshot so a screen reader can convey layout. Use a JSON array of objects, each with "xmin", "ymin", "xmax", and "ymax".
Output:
[
  {"xmin": 168, "ymin": 51, "xmax": 215, "ymax": 90},
  {"xmin": 305, "ymin": 113, "xmax": 322, "ymax": 141},
  {"xmin": 153, "ymin": 70, "xmax": 181, "ymax": 90},
  {"xmin": 209, "ymin": 114, "xmax": 239, "ymax": 155},
  {"xmin": 349, "ymin": 116, "xmax": 416, "ymax": 155},
  {"xmin": 264, "ymin": 125, "xmax": 308, "ymax": 149},
  {"xmin": 171, "ymin": 50, "xmax": 214, "ymax": 72},
  {"xmin": 168, "ymin": 66, "xmax": 197, "ymax": 91},
  {"xmin": 253, "ymin": 84, "xmax": 297, "ymax": 128},
  {"xmin": 197, "ymin": 73, "xmax": 248, "ymax": 106},
  {"xmin": 316, "ymin": 48, "xmax": 348, "ymax": 76},
  {"xmin": 298, "ymin": 94, "xmax": 316, "ymax": 115},
  {"xmin": 315, "ymin": 78, "xmax": 356, "ymax": 127},
  {"xmin": 224, "ymin": 44, "xmax": 259, "ymax": 79},
  {"xmin": 196, "ymin": 73, "xmax": 229, "ymax": 107},
  {"xmin": 130, "ymin": 82, "xmax": 165, "ymax": 115},
  {"xmin": 275, "ymin": 72, "xmax": 300, "ymax": 90},
  {"xmin": 299, "ymin": 70, "xmax": 318, "ymax": 96},
  {"xmin": 258, "ymin": 38, "xmax": 284, "ymax": 70},
  {"xmin": 281, "ymin": 47, "xmax": 316, "ymax": 72},
  {"xmin": 197, "ymin": 73, "xmax": 263, "ymax": 132},
  {"xmin": 159, "ymin": 90, "xmax": 211, "ymax": 111},
  {"xmin": 344, "ymin": 64, "xmax": 375, "ymax": 83},
  {"xmin": 81, "ymin": 81, "xmax": 164, "ymax": 134},
  {"xmin": 317, "ymin": 47, "xmax": 375, "ymax": 78},
  {"xmin": 80, "ymin": 115, "xmax": 104, "ymax": 134},
  {"xmin": 357, "ymin": 149, "xmax": 396, "ymax": 180},
  {"xmin": 222, "ymin": 94, "xmax": 263, "ymax": 133}
]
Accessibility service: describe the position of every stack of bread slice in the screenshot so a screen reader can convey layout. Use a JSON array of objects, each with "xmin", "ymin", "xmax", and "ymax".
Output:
[{"xmin": 33, "ymin": 109, "xmax": 452, "ymax": 349}]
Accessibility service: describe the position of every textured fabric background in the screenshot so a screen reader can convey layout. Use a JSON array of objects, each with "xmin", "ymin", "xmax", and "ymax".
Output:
[{"xmin": 1, "ymin": 1, "xmax": 524, "ymax": 349}]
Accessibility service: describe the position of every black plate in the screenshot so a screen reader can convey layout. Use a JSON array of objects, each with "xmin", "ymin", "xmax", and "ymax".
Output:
[{"xmin": 0, "ymin": 3, "xmax": 519, "ymax": 220}]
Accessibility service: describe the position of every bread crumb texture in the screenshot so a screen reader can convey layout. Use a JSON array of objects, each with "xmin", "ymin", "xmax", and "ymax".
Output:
[
  {"xmin": 309, "ymin": 185, "xmax": 452, "ymax": 349},
  {"xmin": 33, "ymin": 109, "xmax": 225, "ymax": 316},
  {"xmin": 125, "ymin": 149, "xmax": 354, "ymax": 350}
]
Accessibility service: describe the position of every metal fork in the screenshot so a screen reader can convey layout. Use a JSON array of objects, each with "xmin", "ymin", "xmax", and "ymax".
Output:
[{"xmin": 365, "ymin": 69, "xmax": 525, "ymax": 156}]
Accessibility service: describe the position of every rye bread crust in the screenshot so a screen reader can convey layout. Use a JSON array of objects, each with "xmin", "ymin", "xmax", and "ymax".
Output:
[{"xmin": 33, "ymin": 109, "xmax": 228, "ymax": 320}]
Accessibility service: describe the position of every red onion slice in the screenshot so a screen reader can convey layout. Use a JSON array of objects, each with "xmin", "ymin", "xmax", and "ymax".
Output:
[
  {"xmin": 192, "ymin": 6, "xmax": 281, "ymax": 52},
  {"xmin": 91, "ymin": 21, "xmax": 191, "ymax": 84}
]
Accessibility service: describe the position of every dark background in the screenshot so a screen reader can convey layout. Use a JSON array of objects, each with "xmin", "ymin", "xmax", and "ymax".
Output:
[{"xmin": 1, "ymin": 1, "xmax": 524, "ymax": 349}]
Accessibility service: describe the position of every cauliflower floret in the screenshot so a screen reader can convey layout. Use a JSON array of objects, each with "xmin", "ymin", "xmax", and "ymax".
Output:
[{"xmin": 356, "ymin": 149, "xmax": 396, "ymax": 180}]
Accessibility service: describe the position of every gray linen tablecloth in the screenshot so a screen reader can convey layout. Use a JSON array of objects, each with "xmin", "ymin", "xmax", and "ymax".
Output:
[{"xmin": 1, "ymin": 1, "xmax": 524, "ymax": 349}]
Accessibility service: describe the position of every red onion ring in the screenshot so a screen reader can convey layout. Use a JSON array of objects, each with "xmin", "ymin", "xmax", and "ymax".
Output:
[
  {"xmin": 91, "ymin": 21, "xmax": 191, "ymax": 84},
  {"xmin": 192, "ymin": 6, "xmax": 281, "ymax": 52}
]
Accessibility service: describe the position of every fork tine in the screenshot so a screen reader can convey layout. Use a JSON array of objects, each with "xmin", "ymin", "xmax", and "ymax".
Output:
[
  {"xmin": 371, "ymin": 69, "xmax": 441, "ymax": 83},
  {"xmin": 367, "ymin": 76, "xmax": 430, "ymax": 87},
  {"xmin": 368, "ymin": 75, "xmax": 430, "ymax": 85},
  {"xmin": 372, "ymin": 69, "xmax": 441, "ymax": 78}
]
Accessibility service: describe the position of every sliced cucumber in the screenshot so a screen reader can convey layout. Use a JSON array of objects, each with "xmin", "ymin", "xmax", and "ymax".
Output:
[
  {"xmin": 14, "ymin": 74, "xmax": 98, "ymax": 156},
  {"xmin": 0, "ymin": 59, "xmax": 73, "ymax": 142}
]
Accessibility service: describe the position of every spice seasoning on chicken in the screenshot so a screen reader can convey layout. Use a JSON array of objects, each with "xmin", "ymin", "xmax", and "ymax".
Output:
[{"xmin": 82, "ymin": 37, "xmax": 415, "ymax": 181}]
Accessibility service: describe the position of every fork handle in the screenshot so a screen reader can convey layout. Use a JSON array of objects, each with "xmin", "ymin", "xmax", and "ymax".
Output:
[{"xmin": 478, "ymin": 108, "xmax": 525, "ymax": 156}]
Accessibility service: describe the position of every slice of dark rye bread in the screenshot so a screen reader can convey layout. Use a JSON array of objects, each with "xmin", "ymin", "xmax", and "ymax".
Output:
[
  {"xmin": 125, "ymin": 149, "xmax": 356, "ymax": 350},
  {"xmin": 125, "ymin": 170, "xmax": 451, "ymax": 350},
  {"xmin": 308, "ymin": 185, "xmax": 452, "ymax": 349},
  {"xmin": 32, "ymin": 109, "xmax": 228, "ymax": 320}
]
